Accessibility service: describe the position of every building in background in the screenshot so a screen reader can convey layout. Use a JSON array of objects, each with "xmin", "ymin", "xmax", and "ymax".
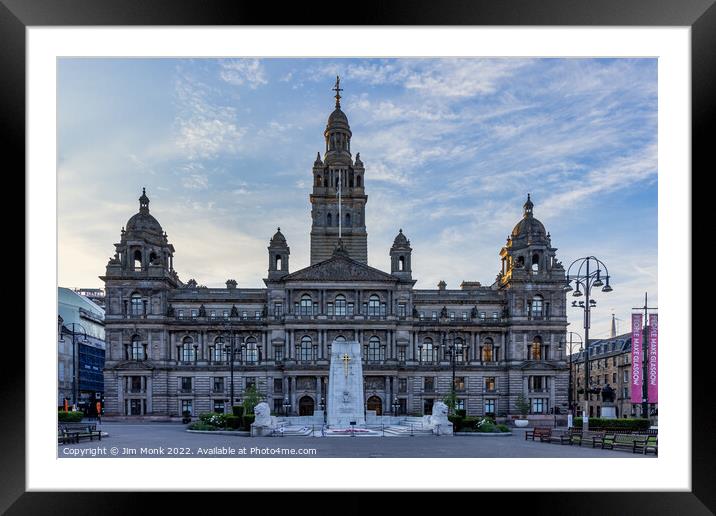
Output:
[
  {"xmin": 58, "ymin": 287, "xmax": 106, "ymax": 412},
  {"xmin": 74, "ymin": 288, "xmax": 106, "ymax": 309},
  {"xmin": 100, "ymin": 82, "xmax": 570, "ymax": 422},
  {"xmin": 569, "ymin": 331, "xmax": 657, "ymax": 420}
]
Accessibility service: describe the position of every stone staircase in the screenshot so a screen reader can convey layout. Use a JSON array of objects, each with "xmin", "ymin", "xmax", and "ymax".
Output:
[{"xmin": 383, "ymin": 417, "xmax": 435, "ymax": 436}]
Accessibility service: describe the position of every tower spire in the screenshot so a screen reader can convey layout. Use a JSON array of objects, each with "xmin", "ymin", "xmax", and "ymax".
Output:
[{"xmin": 333, "ymin": 75, "xmax": 343, "ymax": 108}]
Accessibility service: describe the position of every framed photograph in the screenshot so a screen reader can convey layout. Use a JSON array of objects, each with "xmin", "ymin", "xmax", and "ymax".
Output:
[{"xmin": 7, "ymin": 0, "xmax": 709, "ymax": 511}]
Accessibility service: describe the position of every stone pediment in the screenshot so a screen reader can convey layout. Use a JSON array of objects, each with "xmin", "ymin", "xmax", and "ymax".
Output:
[
  {"xmin": 282, "ymin": 254, "xmax": 397, "ymax": 282},
  {"xmin": 116, "ymin": 360, "xmax": 155, "ymax": 370},
  {"xmin": 518, "ymin": 361, "xmax": 561, "ymax": 371}
]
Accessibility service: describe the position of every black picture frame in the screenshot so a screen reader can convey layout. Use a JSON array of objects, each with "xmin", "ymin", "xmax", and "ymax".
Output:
[{"xmin": 4, "ymin": 0, "xmax": 709, "ymax": 512}]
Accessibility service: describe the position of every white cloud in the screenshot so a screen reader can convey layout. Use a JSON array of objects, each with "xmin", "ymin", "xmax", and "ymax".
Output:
[{"xmin": 219, "ymin": 59, "xmax": 268, "ymax": 88}]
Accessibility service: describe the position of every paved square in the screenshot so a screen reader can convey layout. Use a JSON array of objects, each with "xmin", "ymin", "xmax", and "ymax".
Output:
[{"xmin": 58, "ymin": 423, "xmax": 655, "ymax": 458}]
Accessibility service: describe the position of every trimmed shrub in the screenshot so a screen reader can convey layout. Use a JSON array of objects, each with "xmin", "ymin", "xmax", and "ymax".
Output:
[
  {"xmin": 199, "ymin": 412, "xmax": 228, "ymax": 427},
  {"xmin": 58, "ymin": 411, "xmax": 84, "ymax": 422},
  {"xmin": 456, "ymin": 409, "xmax": 467, "ymax": 418},
  {"xmin": 478, "ymin": 422, "xmax": 497, "ymax": 433},
  {"xmin": 461, "ymin": 417, "xmax": 479, "ymax": 430},
  {"xmin": 497, "ymin": 424, "xmax": 509, "ymax": 432},
  {"xmin": 241, "ymin": 414, "xmax": 256, "ymax": 430},
  {"xmin": 232, "ymin": 405, "xmax": 244, "ymax": 417},
  {"xmin": 572, "ymin": 418, "xmax": 650, "ymax": 431},
  {"xmin": 225, "ymin": 415, "xmax": 241, "ymax": 429},
  {"xmin": 448, "ymin": 415, "xmax": 464, "ymax": 431}
]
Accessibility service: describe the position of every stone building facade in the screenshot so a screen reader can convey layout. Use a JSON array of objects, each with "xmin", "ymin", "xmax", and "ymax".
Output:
[
  {"xmin": 101, "ymin": 83, "xmax": 570, "ymax": 421},
  {"xmin": 569, "ymin": 333, "xmax": 657, "ymax": 419}
]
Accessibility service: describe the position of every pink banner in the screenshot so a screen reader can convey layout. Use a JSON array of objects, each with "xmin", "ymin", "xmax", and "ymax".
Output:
[
  {"xmin": 648, "ymin": 314, "xmax": 658, "ymax": 403},
  {"xmin": 631, "ymin": 313, "xmax": 643, "ymax": 404}
]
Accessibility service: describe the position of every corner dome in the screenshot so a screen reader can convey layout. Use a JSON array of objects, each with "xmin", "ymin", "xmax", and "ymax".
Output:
[
  {"xmin": 270, "ymin": 227, "xmax": 287, "ymax": 245},
  {"xmin": 125, "ymin": 188, "xmax": 163, "ymax": 235},
  {"xmin": 392, "ymin": 228, "xmax": 410, "ymax": 247},
  {"xmin": 511, "ymin": 194, "xmax": 547, "ymax": 238}
]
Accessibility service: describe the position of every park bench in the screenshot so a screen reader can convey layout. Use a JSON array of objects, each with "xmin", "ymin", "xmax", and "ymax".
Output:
[
  {"xmin": 560, "ymin": 428, "xmax": 583, "ymax": 445},
  {"xmin": 632, "ymin": 435, "xmax": 658, "ymax": 455},
  {"xmin": 58, "ymin": 422, "xmax": 102, "ymax": 443},
  {"xmin": 525, "ymin": 427, "xmax": 552, "ymax": 441},
  {"xmin": 601, "ymin": 433, "xmax": 642, "ymax": 451}
]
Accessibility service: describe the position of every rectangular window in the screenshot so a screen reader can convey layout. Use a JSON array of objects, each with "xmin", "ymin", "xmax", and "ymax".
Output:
[
  {"xmin": 213, "ymin": 377, "xmax": 224, "ymax": 393},
  {"xmin": 455, "ymin": 399, "xmax": 465, "ymax": 411},
  {"xmin": 484, "ymin": 377, "xmax": 496, "ymax": 392},
  {"xmin": 484, "ymin": 399, "xmax": 495, "ymax": 415},
  {"xmin": 242, "ymin": 311, "xmax": 248, "ymax": 319},
  {"xmin": 274, "ymin": 379, "xmax": 283, "ymax": 393},
  {"xmin": 397, "ymin": 346, "xmax": 406, "ymax": 362},
  {"xmin": 432, "ymin": 311, "xmax": 437, "ymax": 320},
  {"xmin": 180, "ymin": 377, "xmax": 192, "ymax": 393},
  {"xmin": 398, "ymin": 398, "xmax": 407, "ymax": 415},
  {"xmin": 273, "ymin": 303, "xmax": 282, "ymax": 317},
  {"xmin": 449, "ymin": 312, "xmax": 455, "ymax": 320},
  {"xmin": 58, "ymin": 362, "xmax": 65, "ymax": 381},
  {"xmin": 623, "ymin": 387, "xmax": 629, "ymax": 399},
  {"xmin": 612, "ymin": 372, "xmax": 617, "ymax": 384},
  {"xmin": 210, "ymin": 310, "xmax": 216, "ymax": 318},
  {"xmin": 245, "ymin": 379, "xmax": 256, "ymax": 390},
  {"xmin": 347, "ymin": 303, "xmax": 354, "ymax": 315},
  {"xmin": 213, "ymin": 400, "xmax": 225, "ymax": 414},
  {"xmin": 178, "ymin": 309, "xmax": 184, "ymax": 319},
  {"xmin": 181, "ymin": 399, "xmax": 193, "ymax": 416},
  {"xmin": 398, "ymin": 303, "xmax": 406, "ymax": 317},
  {"xmin": 623, "ymin": 370, "xmax": 629, "ymax": 383},
  {"xmin": 130, "ymin": 376, "xmax": 143, "ymax": 393},
  {"xmin": 327, "ymin": 302, "xmax": 334, "ymax": 315},
  {"xmin": 462, "ymin": 312, "xmax": 468, "ymax": 320},
  {"xmin": 255, "ymin": 311, "xmax": 261, "ymax": 320},
  {"xmin": 613, "ymin": 356, "xmax": 617, "ymax": 366},
  {"xmin": 274, "ymin": 346, "xmax": 284, "ymax": 362},
  {"xmin": 424, "ymin": 377, "xmax": 434, "ymax": 392},
  {"xmin": 480, "ymin": 312, "xmax": 486, "ymax": 319},
  {"xmin": 492, "ymin": 312, "xmax": 499, "ymax": 319},
  {"xmin": 380, "ymin": 303, "xmax": 387, "ymax": 316},
  {"xmin": 398, "ymin": 378, "xmax": 407, "ymax": 393},
  {"xmin": 190, "ymin": 309, "xmax": 197, "ymax": 319},
  {"xmin": 127, "ymin": 399, "xmax": 143, "ymax": 416},
  {"xmin": 419, "ymin": 311, "xmax": 425, "ymax": 319},
  {"xmin": 454, "ymin": 376, "xmax": 465, "ymax": 391},
  {"xmin": 531, "ymin": 398, "xmax": 546, "ymax": 414}
]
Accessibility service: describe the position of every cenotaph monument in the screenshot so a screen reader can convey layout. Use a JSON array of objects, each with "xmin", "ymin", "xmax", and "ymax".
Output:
[{"xmin": 327, "ymin": 340, "xmax": 365, "ymax": 427}]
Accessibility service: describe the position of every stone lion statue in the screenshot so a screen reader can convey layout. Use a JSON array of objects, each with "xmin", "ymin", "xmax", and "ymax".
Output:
[
  {"xmin": 253, "ymin": 402, "xmax": 273, "ymax": 428},
  {"xmin": 430, "ymin": 401, "xmax": 450, "ymax": 426}
]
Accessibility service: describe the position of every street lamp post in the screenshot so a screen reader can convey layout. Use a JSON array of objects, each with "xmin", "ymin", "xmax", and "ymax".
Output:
[
  {"xmin": 223, "ymin": 322, "xmax": 237, "ymax": 408},
  {"xmin": 565, "ymin": 256, "xmax": 613, "ymax": 429},
  {"xmin": 563, "ymin": 331, "xmax": 583, "ymax": 416},
  {"xmin": 632, "ymin": 292, "xmax": 658, "ymax": 420},
  {"xmin": 65, "ymin": 323, "xmax": 88, "ymax": 410},
  {"xmin": 392, "ymin": 396, "xmax": 400, "ymax": 416},
  {"xmin": 442, "ymin": 329, "xmax": 469, "ymax": 414},
  {"xmin": 283, "ymin": 396, "xmax": 291, "ymax": 416}
]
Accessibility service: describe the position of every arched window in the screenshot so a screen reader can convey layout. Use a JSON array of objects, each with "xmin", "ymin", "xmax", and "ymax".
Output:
[
  {"xmin": 368, "ymin": 336, "xmax": 382, "ymax": 362},
  {"xmin": 300, "ymin": 295, "xmax": 313, "ymax": 316},
  {"xmin": 516, "ymin": 256, "xmax": 525, "ymax": 268},
  {"xmin": 182, "ymin": 336, "xmax": 195, "ymax": 362},
  {"xmin": 399, "ymin": 256, "xmax": 405, "ymax": 271},
  {"xmin": 482, "ymin": 338, "xmax": 494, "ymax": 362},
  {"xmin": 532, "ymin": 253, "xmax": 540, "ymax": 272},
  {"xmin": 531, "ymin": 336, "xmax": 543, "ymax": 360},
  {"xmin": 531, "ymin": 295, "xmax": 544, "ymax": 318},
  {"xmin": 368, "ymin": 295, "xmax": 381, "ymax": 316},
  {"xmin": 316, "ymin": 175, "xmax": 322, "ymax": 187},
  {"xmin": 420, "ymin": 338, "xmax": 434, "ymax": 363},
  {"xmin": 213, "ymin": 337, "xmax": 227, "ymax": 362},
  {"xmin": 334, "ymin": 335, "xmax": 346, "ymax": 342},
  {"xmin": 133, "ymin": 250, "xmax": 143, "ymax": 270},
  {"xmin": 300, "ymin": 336, "xmax": 313, "ymax": 362},
  {"xmin": 356, "ymin": 175, "xmax": 362, "ymax": 187},
  {"xmin": 327, "ymin": 213, "xmax": 332, "ymax": 226},
  {"xmin": 275, "ymin": 255, "xmax": 282, "ymax": 270},
  {"xmin": 130, "ymin": 335, "xmax": 144, "ymax": 360},
  {"xmin": 335, "ymin": 295, "xmax": 347, "ymax": 316},
  {"xmin": 130, "ymin": 293, "xmax": 143, "ymax": 316},
  {"xmin": 245, "ymin": 337, "xmax": 258, "ymax": 364},
  {"xmin": 453, "ymin": 337, "xmax": 465, "ymax": 363},
  {"xmin": 149, "ymin": 251, "xmax": 158, "ymax": 265},
  {"xmin": 345, "ymin": 213, "xmax": 351, "ymax": 227}
]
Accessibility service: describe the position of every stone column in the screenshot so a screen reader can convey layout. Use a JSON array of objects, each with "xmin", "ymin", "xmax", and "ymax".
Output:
[
  {"xmin": 146, "ymin": 375, "xmax": 153, "ymax": 414},
  {"xmin": 290, "ymin": 376, "xmax": 297, "ymax": 416}
]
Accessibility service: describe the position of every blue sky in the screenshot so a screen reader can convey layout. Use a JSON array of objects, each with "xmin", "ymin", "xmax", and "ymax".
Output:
[{"xmin": 57, "ymin": 58, "xmax": 657, "ymax": 339}]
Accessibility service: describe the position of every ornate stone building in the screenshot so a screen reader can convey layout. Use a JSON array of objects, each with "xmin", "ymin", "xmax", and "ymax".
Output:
[{"xmin": 101, "ymin": 82, "xmax": 570, "ymax": 421}]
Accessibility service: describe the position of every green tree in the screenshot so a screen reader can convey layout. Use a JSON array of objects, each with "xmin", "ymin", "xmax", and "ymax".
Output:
[
  {"xmin": 242, "ymin": 384, "xmax": 262, "ymax": 415},
  {"xmin": 442, "ymin": 391, "xmax": 458, "ymax": 415},
  {"xmin": 515, "ymin": 393, "xmax": 530, "ymax": 418}
]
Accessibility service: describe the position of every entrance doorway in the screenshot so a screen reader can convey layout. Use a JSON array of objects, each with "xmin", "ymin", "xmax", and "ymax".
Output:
[
  {"xmin": 366, "ymin": 395, "xmax": 382, "ymax": 415},
  {"xmin": 298, "ymin": 395, "xmax": 314, "ymax": 416},
  {"xmin": 424, "ymin": 398, "xmax": 434, "ymax": 415}
]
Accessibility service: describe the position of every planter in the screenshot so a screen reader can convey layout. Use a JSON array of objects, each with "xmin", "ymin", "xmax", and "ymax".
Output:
[{"xmin": 514, "ymin": 419, "xmax": 529, "ymax": 428}]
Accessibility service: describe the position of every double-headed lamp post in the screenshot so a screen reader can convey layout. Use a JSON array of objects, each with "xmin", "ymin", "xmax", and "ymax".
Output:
[
  {"xmin": 65, "ymin": 322, "xmax": 88, "ymax": 410},
  {"xmin": 564, "ymin": 256, "xmax": 613, "ymax": 427},
  {"xmin": 441, "ymin": 329, "xmax": 469, "ymax": 413}
]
